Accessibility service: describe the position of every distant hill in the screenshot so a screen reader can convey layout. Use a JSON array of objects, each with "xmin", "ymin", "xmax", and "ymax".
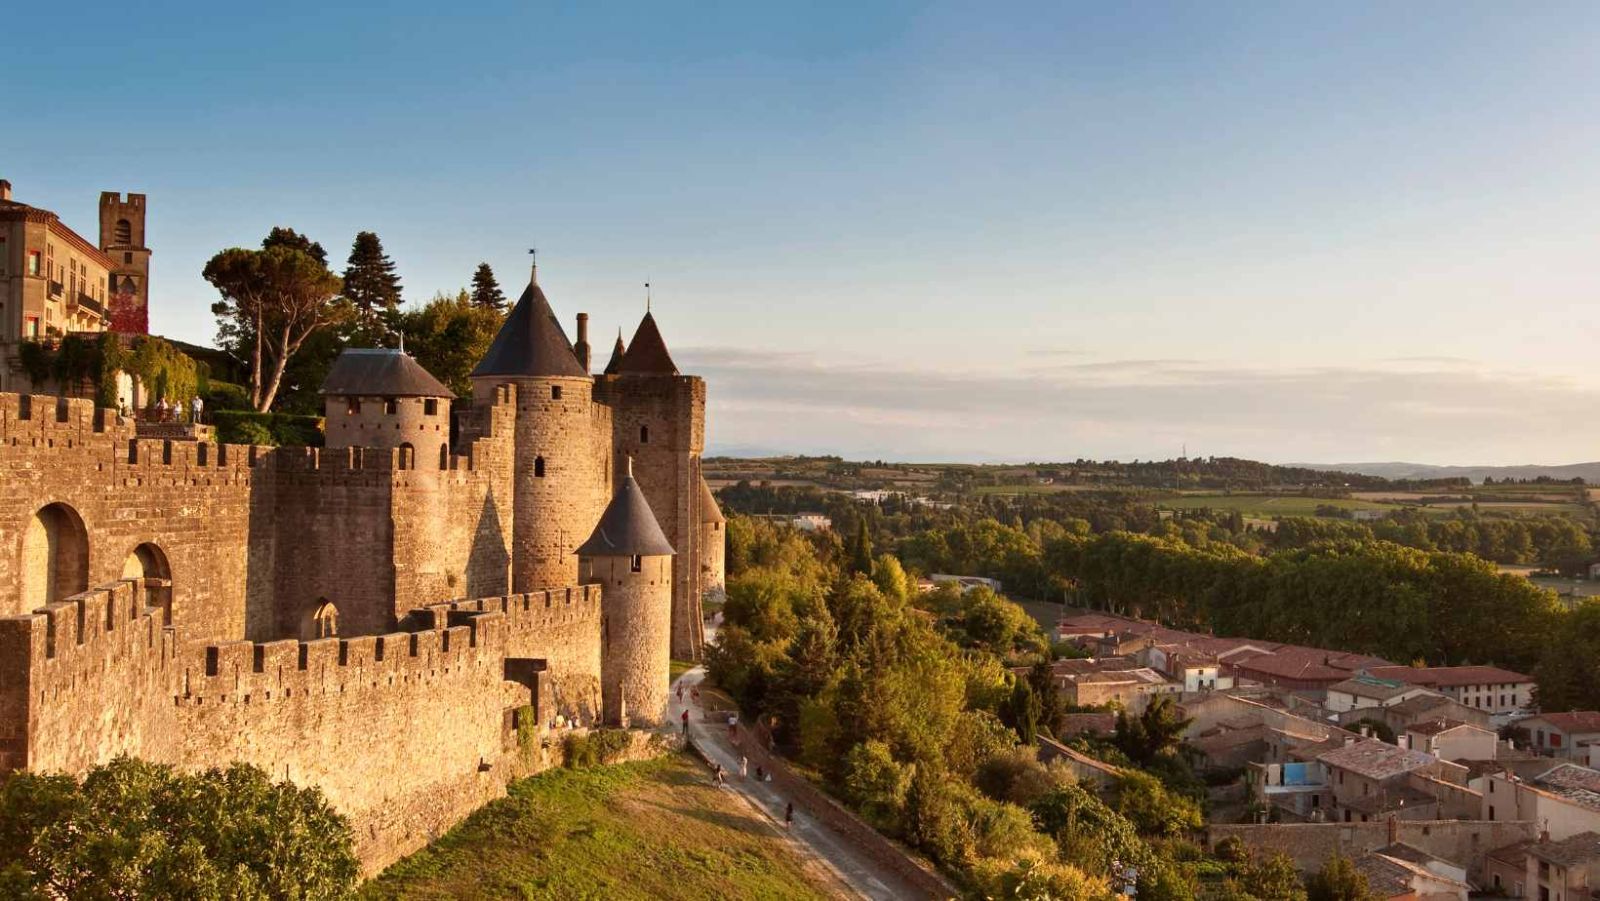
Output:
[{"xmin": 1294, "ymin": 461, "xmax": 1600, "ymax": 484}]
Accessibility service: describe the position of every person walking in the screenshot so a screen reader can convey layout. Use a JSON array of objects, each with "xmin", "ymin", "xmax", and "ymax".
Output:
[
  {"xmin": 681, "ymin": 708, "xmax": 689, "ymax": 735},
  {"xmin": 190, "ymin": 394, "xmax": 203, "ymax": 425},
  {"xmin": 714, "ymin": 764, "xmax": 725, "ymax": 787},
  {"xmin": 784, "ymin": 801, "xmax": 794, "ymax": 829},
  {"xmin": 739, "ymin": 756, "xmax": 748, "ymax": 779}
]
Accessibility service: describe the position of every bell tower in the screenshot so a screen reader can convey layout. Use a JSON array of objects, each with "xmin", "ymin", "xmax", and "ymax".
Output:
[{"xmin": 98, "ymin": 191, "xmax": 150, "ymax": 334}]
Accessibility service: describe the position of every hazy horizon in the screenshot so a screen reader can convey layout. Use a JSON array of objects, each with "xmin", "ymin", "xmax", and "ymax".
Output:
[{"xmin": 12, "ymin": 1, "xmax": 1600, "ymax": 465}]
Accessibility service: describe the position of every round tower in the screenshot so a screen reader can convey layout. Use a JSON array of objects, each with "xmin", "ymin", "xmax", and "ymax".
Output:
[
  {"xmin": 696, "ymin": 476, "xmax": 727, "ymax": 607},
  {"xmin": 470, "ymin": 264, "xmax": 607, "ymax": 592},
  {"xmin": 578, "ymin": 459, "xmax": 675, "ymax": 727},
  {"xmin": 321, "ymin": 347, "xmax": 454, "ymax": 465}
]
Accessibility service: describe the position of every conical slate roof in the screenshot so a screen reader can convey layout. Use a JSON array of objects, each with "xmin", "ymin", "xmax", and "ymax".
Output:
[
  {"xmin": 602, "ymin": 331, "xmax": 626, "ymax": 375},
  {"xmin": 321, "ymin": 348, "xmax": 455, "ymax": 398},
  {"xmin": 614, "ymin": 312, "xmax": 678, "ymax": 375},
  {"xmin": 471, "ymin": 267, "xmax": 587, "ymax": 378},
  {"xmin": 577, "ymin": 467, "xmax": 676, "ymax": 557},
  {"xmin": 698, "ymin": 476, "xmax": 726, "ymax": 524}
]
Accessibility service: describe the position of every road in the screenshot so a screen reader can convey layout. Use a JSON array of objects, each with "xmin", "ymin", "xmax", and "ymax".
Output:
[{"xmin": 668, "ymin": 665, "xmax": 938, "ymax": 901}]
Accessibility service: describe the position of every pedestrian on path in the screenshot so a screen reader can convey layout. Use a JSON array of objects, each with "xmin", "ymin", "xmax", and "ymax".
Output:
[
  {"xmin": 785, "ymin": 801, "xmax": 794, "ymax": 828},
  {"xmin": 755, "ymin": 765, "xmax": 765, "ymax": 782},
  {"xmin": 677, "ymin": 683, "xmax": 683, "ymax": 701},
  {"xmin": 715, "ymin": 764, "xmax": 725, "ymax": 787},
  {"xmin": 681, "ymin": 709, "xmax": 689, "ymax": 735},
  {"xmin": 739, "ymin": 756, "xmax": 748, "ymax": 778}
]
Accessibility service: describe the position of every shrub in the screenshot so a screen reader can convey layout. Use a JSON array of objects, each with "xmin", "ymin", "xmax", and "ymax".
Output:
[
  {"xmin": 213, "ymin": 410, "xmax": 324, "ymax": 447},
  {"xmin": 563, "ymin": 729, "xmax": 634, "ymax": 768}
]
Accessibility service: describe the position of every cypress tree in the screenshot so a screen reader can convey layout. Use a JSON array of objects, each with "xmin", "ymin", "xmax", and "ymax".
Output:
[
  {"xmin": 342, "ymin": 231, "xmax": 402, "ymax": 318},
  {"xmin": 851, "ymin": 518, "xmax": 874, "ymax": 576},
  {"xmin": 470, "ymin": 263, "xmax": 506, "ymax": 311}
]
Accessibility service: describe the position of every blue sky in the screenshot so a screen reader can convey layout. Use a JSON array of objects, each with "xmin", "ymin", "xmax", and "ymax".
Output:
[{"xmin": 10, "ymin": 2, "xmax": 1600, "ymax": 463}]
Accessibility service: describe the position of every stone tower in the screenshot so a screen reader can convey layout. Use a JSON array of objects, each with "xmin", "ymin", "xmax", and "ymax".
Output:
[
  {"xmin": 697, "ymin": 476, "xmax": 727, "ymax": 607},
  {"xmin": 470, "ymin": 264, "xmax": 607, "ymax": 593},
  {"xmin": 579, "ymin": 459, "xmax": 675, "ymax": 727},
  {"xmin": 321, "ymin": 347, "xmax": 455, "ymax": 460},
  {"xmin": 98, "ymin": 192, "xmax": 150, "ymax": 334}
]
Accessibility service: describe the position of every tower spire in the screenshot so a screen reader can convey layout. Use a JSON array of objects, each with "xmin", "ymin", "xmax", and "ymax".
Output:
[
  {"xmin": 645, "ymin": 281, "xmax": 651, "ymax": 313},
  {"xmin": 528, "ymin": 247, "xmax": 538, "ymax": 283}
]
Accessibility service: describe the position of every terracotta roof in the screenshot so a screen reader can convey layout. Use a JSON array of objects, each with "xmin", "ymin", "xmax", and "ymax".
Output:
[
  {"xmin": 1330, "ymin": 676, "xmax": 1417, "ymax": 701},
  {"xmin": 1405, "ymin": 718, "xmax": 1482, "ymax": 737},
  {"xmin": 1525, "ymin": 711, "xmax": 1600, "ymax": 734},
  {"xmin": 697, "ymin": 477, "xmax": 726, "ymax": 524},
  {"xmin": 576, "ymin": 469, "xmax": 675, "ymax": 557},
  {"xmin": 1532, "ymin": 764, "xmax": 1600, "ymax": 812},
  {"xmin": 614, "ymin": 311, "xmax": 678, "ymax": 375},
  {"xmin": 1317, "ymin": 739, "xmax": 1435, "ymax": 780},
  {"xmin": 1341, "ymin": 785, "xmax": 1438, "ymax": 815},
  {"xmin": 1388, "ymin": 694, "xmax": 1458, "ymax": 717},
  {"xmin": 321, "ymin": 348, "xmax": 454, "ymax": 398},
  {"xmin": 1366, "ymin": 665, "xmax": 1533, "ymax": 687},
  {"xmin": 602, "ymin": 331, "xmax": 625, "ymax": 375},
  {"xmin": 0, "ymin": 197, "xmax": 118, "ymax": 269},
  {"xmin": 471, "ymin": 268, "xmax": 587, "ymax": 379},
  {"xmin": 1528, "ymin": 832, "xmax": 1600, "ymax": 867}
]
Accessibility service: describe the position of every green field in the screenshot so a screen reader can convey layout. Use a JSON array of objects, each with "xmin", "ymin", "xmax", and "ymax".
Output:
[
  {"xmin": 360, "ymin": 755, "xmax": 838, "ymax": 901},
  {"xmin": 1156, "ymin": 494, "xmax": 1392, "ymax": 515}
]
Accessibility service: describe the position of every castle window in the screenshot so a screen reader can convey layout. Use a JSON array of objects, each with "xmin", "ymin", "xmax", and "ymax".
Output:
[
  {"xmin": 385, "ymin": 398, "xmax": 399, "ymax": 415},
  {"xmin": 27, "ymin": 251, "xmax": 40, "ymax": 276},
  {"xmin": 346, "ymin": 398, "xmax": 360, "ymax": 415},
  {"xmin": 640, "ymin": 425, "xmax": 649, "ymax": 444},
  {"xmin": 114, "ymin": 219, "xmax": 131, "ymax": 244},
  {"xmin": 534, "ymin": 456, "xmax": 545, "ymax": 478},
  {"xmin": 312, "ymin": 600, "xmax": 339, "ymax": 639},
  {"xmin": 424, "ymin": 398, "xmax": 438, "ymax": 416},
  {"xmin": 551, "ymin": 385, "xmax": 562, "ymax": 400},
  {"xmin": 630, "ymin": 555, "xmax": 642, "ymax": 573}
]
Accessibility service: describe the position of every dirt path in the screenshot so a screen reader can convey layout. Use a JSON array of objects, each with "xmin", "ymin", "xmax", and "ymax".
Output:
[{"xmin": 667, "ymin": 666, "xmax": 940, "ymax": 901}]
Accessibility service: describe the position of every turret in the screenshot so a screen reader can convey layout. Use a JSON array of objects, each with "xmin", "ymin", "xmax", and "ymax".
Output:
[
  {"xmin": 321, "ymin": 347, "xmax": 454, "ymax": 465},
  {"xmin": 575, "ymin": 312, "xmax": 591, "ymax": 373},
  {"xmin": 578, "ymin": 459, "xmax": 675, "ymax": 726},
  {"xmin": 697, "ymin": 476, "xmax": 726, "ymax": 607},
  {"xmin": 470, "ymin": 263, "xmax": 607, "ymax": 592}
]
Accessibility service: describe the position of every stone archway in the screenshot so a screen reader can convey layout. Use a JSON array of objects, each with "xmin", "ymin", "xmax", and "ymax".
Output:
[
  {"xmin": 122, "ymin": 542, "xmax": 173, "ymax": 623},
  {"xmin": 310, "ymin": 599, "xmax": 339, "ymax": 639},
  {"xmin": 18, "ymin": 503, "xmax": 89, "ymax": 615}
]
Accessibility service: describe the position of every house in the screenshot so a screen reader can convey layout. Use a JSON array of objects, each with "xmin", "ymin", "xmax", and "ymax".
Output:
[
  {"xmin": 1364, "ymin": 666, "xmax": 1536, "ymax": 720},
  {"xmin": 1341, "ymin": 693, "xmax": 1493, "ymax": 733},
  {"xmin": 789, "ymin": 513, "xmax": 832, "ymax": 532},
  {"xmin": 929, "ymin": 573, "xmax": 1002, "ymax": 594},
  {"xmin": 1318, "ymin": 740, "xmax": 1443, "ymax": 823},
  {"xmin": 1486, "ymin": 839, "xmax": 1537, "ymax": 898},
  {"xmin": 1353, "ymin": 845, "xmax": 1472, "ymax": 901},
  {"xmin": 1518, "ymin": 713, "xmax": 1600, "ymax": 761},
  {"xmin": 1141, "ymin": 644, "xmax": 1233, "ymax": 692},
  {"xmin": 1525, "ymin": 832, "xmax": 1600, "ymax": 901},
  {"xmin": 1229, "ymin": 648, "xmax": 1391, "ymax": 696},
  {"xmin": 1404, "ymin": 720, "xmax": 1497, "ymax": 763},
  {"xmin": 1062, "ymin": 667, "xmax": 1180, "ymax": 712},
  {"xmin": 1326, "ymin": 675, "xmax": 1440, "ymax": 713},
  {"xmin": 1483, "ymin": 763, "xmax": 1600, "ymax": 841}
]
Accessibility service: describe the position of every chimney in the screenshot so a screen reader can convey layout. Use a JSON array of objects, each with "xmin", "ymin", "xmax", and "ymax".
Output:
[
  {"xmin": 575, "ymin": 313, "xmax": 591, "ymax": 372},
  {"xmin": 0, "ymin": 180, "xmax": 11, "ymax": 201},
  {"xmin": 1388, "ymin": 815, "xmax": 1399, "ymax": 846}
]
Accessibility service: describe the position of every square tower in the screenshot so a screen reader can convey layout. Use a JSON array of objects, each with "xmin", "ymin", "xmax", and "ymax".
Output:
[{"xmin": 98, "ymin": 192, "xmax": 150, "ymax": 334}]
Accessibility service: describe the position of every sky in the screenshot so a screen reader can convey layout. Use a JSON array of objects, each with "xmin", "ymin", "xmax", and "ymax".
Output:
[{"xmin": 9, "ymin": 1, "xmax": 1600, "ymax": 465}]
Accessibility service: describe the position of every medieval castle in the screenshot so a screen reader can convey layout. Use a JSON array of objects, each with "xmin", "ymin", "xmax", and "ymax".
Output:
[{"xmin": 0, "ymin": 259, "xmax": 725, "ymax": 871}]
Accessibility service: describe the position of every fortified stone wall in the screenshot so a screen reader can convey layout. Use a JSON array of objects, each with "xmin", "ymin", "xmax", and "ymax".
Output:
[
  {"xmin": 501, "ymin": 377, "xmax": 610, "ymax": 593},
  {"xmin": 1206, "ymin": 820, "xmax": 1539, "ymax": 878}
]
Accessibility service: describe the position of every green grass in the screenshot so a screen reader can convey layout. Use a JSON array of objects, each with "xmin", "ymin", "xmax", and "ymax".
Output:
[
  {"xmin": 360, "ymin": 754, "xmax": 837, "ymax": 901},
  {"xmin": 669, "ymin": 659, "xmax": 697, "ymax": 681}
]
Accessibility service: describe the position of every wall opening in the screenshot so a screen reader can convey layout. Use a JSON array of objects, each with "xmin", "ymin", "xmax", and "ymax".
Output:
[
  {"xmin": 114, "ymin": 219, "xmax": 132, "ymax": 244},
  {"xmin": 19, "ymin": 503, "xmax": 89, "ymax": 613},
  {"xmin": 424, "ymin": 398, "xmax": 438, "ymax": 416},
  {"xmin": 311, "ymin": 599, "xmax": 339, "ymax": 639},
  {"xmin": 439, "ymin": 443, "xmax": 450, "ymax": 470},
  {"xmin": 121, "ymin": 542, "xmax": 173, "ymax": 622},
  {"xmin": 630, "ymin": 555, "xmax": 642, "ymax": 573},
  {"xmin": 398, "ymin": 442, "xmax": 415, "ymax": 470},
  {"xmin": 551, "ymin": 385, "xmax": 562, "ymax": 400},
  {"xmin": 385, "ymin": 398, "xmax": 399, "ymax": 415},
  {"xmin": 639, "ymin": 425, "xmax": 649, "ymax": 444},
  {"xmin": 534, "ymin": 456, "xmax": 545, "ymax": 478}
]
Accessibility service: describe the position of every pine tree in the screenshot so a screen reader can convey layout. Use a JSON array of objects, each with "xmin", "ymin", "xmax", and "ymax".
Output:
[
  {"xmin": 263, "ymin": 227, "xmax": 327, "ymax": 265},
  {"xmin": 470, "ymin": 263, "xmax": 506, "ymax": 311},
  {"xmin": 342, "ymin": 231, "xmax": 402, "ymax": 320}
]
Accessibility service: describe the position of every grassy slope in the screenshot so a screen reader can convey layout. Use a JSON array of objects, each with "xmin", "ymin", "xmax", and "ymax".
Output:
[{"xmin": 360, "ymin": 755, "xmax": 838, "ymax": 901}]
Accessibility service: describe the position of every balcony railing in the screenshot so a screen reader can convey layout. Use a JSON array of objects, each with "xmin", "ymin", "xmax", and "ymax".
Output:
[{"xmin": 47, "ymin": 280, "xmax": 63, "ymax": 298}]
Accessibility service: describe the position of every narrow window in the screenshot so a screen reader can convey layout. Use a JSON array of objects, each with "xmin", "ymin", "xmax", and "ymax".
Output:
[
  {"xmin": 346, "ymin": 398, "xmax": 360, "ymax": 415},
  {"xmin": 640, "ymin": 425, "xmax": 649, "ymax": 444},
  {"xmin": 534, "ymin": 456, "xmax": 545, "ymax": 478},
  {"xmin": 551, "ymin": 385, "xmax": 562, "ymax": 400},
  {"xmin": 424, "ymin": 398, "xmax": 438, "ymax": 415},
  {"xmin": 385, "ymin": 398, "xmax": 399, "ymax": 415},
  {"xmin": 124, "ymin": 252, "xmax": 133, "ymax": 264},
  {"xmin": 630, "ymin": 555, "xmax": 642, "ymax": 573},
  {"xmin": 27, "ymin": 251, "xmax": 41, "ymax": 276}
]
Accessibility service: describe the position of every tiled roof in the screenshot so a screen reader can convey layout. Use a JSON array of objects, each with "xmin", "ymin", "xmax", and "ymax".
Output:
[
  {"xmin": 1527, "ymin": 832, "xmax": 1600, "ymax": 867},
  {"xmin": 602, "ymin": 331, "xmax": 626, "ymax": 374},
  {"xmin": 1405, "ymin": 718, "xmax": 1482, "ymax": 737},
  {"xmin": 321, "ymin": 348, "xmax": 454, "ymax": 398},
  {"xmin": 1525, "ymin": 711, "xmax": 1600, "ymax": 735},
  {"xmin": 575, "ymin": 471, "xmax": 675, "ymax": 557},
  {"xmin": 1330, "ymin": 676, "xmax": 1415, "ymax": 701},
  {"xmin": 471, "ymin": 269, "xmax": 587, "ymax": 379},
  {"xmin": 1342, "ymin": 785, "xmax": 1438, "ymax": 815},
  {"xmin": 1532, "ymin": 764, "xmax": 1600, "ymax": 813},
  {"xmin": 1317, "ymin": 739, "xmax": 1435, "ymax": 780},
  {"xmin": 613, "ymin": 312, "xmax": 678, "ymax": 375},
  {"xmin": 1388, "ymin": 694, "xmax": 1458, "ymax": 717},
  {"xmin": 1366, "ymin": 665, "xmax": 1533, "ymax": 687}
]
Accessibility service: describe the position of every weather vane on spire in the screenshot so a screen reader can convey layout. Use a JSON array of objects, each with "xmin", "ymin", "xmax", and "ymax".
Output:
[{"xmin": 645, "ymin": 281, "xmax": 651, "ymax": 313}]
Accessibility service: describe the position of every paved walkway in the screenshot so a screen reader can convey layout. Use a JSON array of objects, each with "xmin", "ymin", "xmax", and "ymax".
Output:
[{"xmin": 668, "ymin": 666, "xmax": 927, "ymax": 901}]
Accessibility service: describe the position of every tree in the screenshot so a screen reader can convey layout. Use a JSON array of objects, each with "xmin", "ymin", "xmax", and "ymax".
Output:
[
  {"xmin": 1111, "ymin": 770, "xmax": 1203, "ymax": 837},
  {"xmin": 851, "ymin": 518, "xmax": 875, "ymax": 576},
  {"xmin": 1306, "ymin": 855, "xmax": 1376, "ymax": 901},
  {"xmin": 263, "ymin": 226, "xmax": 327, "ymax": 264},
  {"xmin": 343, "ymin": 230, "xmax": 403, "ymax": 336},
  {"xmin": 398, "ymin": 290, "xmax": 505, "ymax": 397},
  {"xmin": 205, "ymin": 244, "xmax": 350, "ymax": 411},
  {"xmin": 470, "ymin": 262, "xmax": 507, "ymax": 311},
  {"xmin": 0, "ymin": 756, "xmax": 358, "ymax": 899},
  {"xmin": 1114, "ymin": 695, "xmax": 1192, "ymax": 766},
  {"xmin": 1000, "ymin": 676, "xmax": 1042, "ymax": 744},
  {"xmin": 1239, "ymin": 851, "xmax": 1309, "ymax": 901}
]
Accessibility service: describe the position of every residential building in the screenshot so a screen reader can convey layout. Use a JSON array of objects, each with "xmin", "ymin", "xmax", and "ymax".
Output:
[
  {"xmin": 1525, "ymin": 832, "xmax": 1600, "ymax": 901},
  {"xmin": 1519, "ymin": 713, "xmax": 1600, "ymax": 761},
  {"xmin": 1327, "ymin": 675, "xmax": 1441, "ymax": 713},
  {"xmin": 1353, "ymin": 845, "xmax": 1472, "ymax": 901},
  {"xmin": 0, "ymin": 181, "xmax": 128, "ymax": 394},
  {"xmin": 1404, "ymin": 720, "xmax": 1497, "ymax": 763},
  {"xmin": 929, "ymin": 573, "xmax": 1002, "ymax": 594},
  {"xmin": 1319, "ymin": 740, "xmax": 1443, "ymax": 823},
  {"xmin": 1483, "ymin": 763, "xmax": 1600, "ymax": 840},
  {"xmin": 1062, "ymin": 667, "xmax": 1180, "ymax": 712},
  {"xmin": 1364, "ymin": 665, "xmax": 1536, "ymax": 720},
  {"xmin": 1341, "ymin": 693, "xmax": 1494, "ymax": 733}
]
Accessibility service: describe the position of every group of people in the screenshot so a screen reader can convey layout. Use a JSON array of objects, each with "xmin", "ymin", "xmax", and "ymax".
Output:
[
  {"xmin": 678, "ymin": 681, "xmax": 796, "ymax": 829},
  {"xmin": 125, "ymin": 395, "xmax": 204, "ymax": 424}
]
